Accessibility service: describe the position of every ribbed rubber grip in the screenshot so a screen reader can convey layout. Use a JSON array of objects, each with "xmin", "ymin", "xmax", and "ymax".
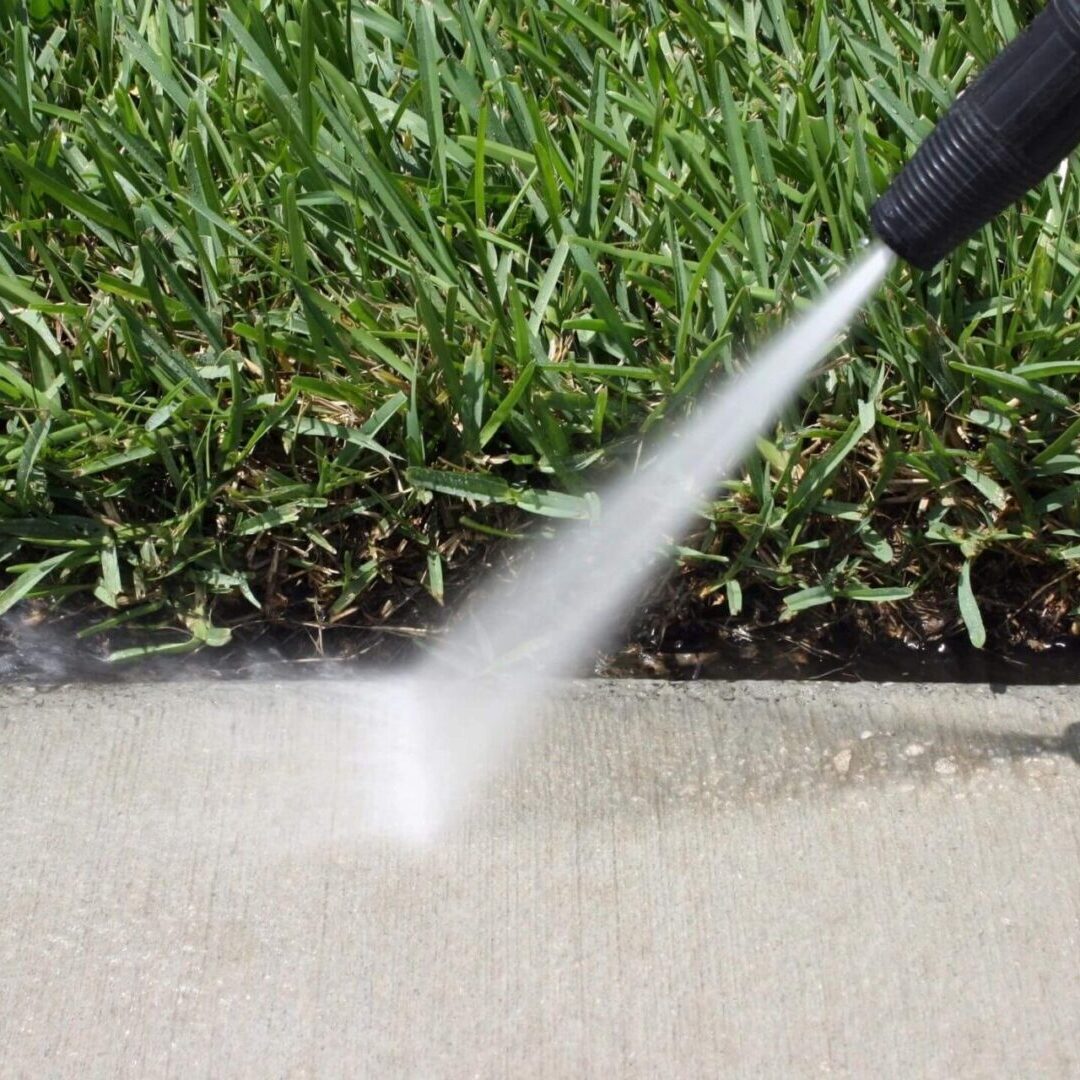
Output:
[{"xmin": 871, "ymin": 0, "xmax": 1080, "ymax": 269}]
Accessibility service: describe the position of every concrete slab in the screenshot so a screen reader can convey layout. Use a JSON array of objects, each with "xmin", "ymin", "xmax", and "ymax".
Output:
[{"xmin": 2, "ymin": 680, "xmax": 1080, "ymax": 1078}]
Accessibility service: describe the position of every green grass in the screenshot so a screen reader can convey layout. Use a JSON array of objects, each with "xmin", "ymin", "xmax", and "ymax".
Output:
[{"xmin": 2, "ymin": 0, "xmax": 1080, "ymax": 658}]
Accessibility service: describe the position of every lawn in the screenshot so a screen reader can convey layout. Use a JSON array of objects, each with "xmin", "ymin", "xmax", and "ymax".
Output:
[{"xmin": 2, "ymin": 0, "xmax": 1079, "ymax": 661}]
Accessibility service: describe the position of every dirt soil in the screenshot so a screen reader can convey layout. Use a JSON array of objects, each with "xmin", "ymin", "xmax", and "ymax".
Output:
[{"xmin": 5, "ymin": 591, "xmax": 1080, "ymax": 686}]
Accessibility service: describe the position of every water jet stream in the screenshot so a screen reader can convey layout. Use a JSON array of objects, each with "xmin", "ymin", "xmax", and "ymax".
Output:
[{"xmin": 358, "ymin": 243, "xmax": 895, "ymax": 843}]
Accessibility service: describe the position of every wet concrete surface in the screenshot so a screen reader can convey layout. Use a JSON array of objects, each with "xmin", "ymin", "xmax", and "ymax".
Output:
[{"xmin": 2, "ymin": 680, "xmax": 1080, "ymax": 1078}]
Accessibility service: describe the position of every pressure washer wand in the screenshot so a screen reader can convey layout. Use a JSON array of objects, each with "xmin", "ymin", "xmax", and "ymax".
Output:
[{"xmin": 872, "ymin": 0, "xmax": 1080, "ymax": 269}]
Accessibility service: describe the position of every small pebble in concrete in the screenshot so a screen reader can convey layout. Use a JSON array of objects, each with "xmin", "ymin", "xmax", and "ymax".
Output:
[
  {"xmin": 934, "ymin": 758, "xmax": 959, "ymax": 776},
  {"xmin": 904, "ymin": 743, "xmax": 926, "ymax": 758},
  {"xmin": 832, "ymin": 748, "xmax": 853, "ymax": 776}
]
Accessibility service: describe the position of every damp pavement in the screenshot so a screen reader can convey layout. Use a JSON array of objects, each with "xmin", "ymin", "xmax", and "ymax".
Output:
[{"xmin": 2, "ymin": 680, "xmax": 1080, "ymax": 1078}]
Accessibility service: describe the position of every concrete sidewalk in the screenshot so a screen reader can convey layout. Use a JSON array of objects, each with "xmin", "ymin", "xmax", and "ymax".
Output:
[{"xmin": 2, "ymin": 680, "xmax": 1080, "ymax": 1078}]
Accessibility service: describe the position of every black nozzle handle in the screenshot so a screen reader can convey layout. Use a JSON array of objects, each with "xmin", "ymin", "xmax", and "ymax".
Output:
[{"xmin": 871, "ymin": 0, "xmax": 1080, "ymax": 269}]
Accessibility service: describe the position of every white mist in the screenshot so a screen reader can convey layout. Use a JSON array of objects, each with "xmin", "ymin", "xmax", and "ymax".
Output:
[{"xmin": 356, "ymin": 243, "xmax": 895, "ymax": 842}]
